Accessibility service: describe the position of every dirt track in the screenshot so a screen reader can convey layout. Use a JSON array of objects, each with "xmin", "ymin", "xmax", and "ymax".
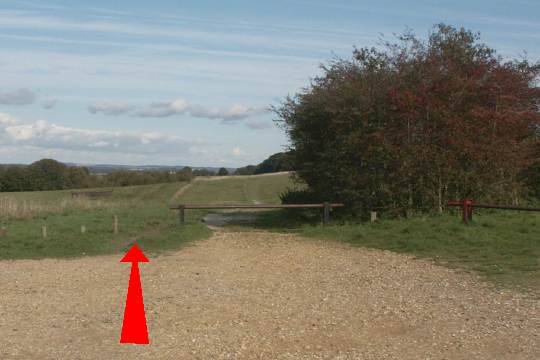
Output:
[{"xmin": 1, "ymin": 231, "xmax": 539, "ymax": 359}]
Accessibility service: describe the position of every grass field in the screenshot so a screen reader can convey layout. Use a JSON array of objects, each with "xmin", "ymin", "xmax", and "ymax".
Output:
[
  {"xmin": 0, "ymin": 182, "xmax": 212, "ymax": 259},
  {"xmin": 0, "ymin": 173, "xmax": 296, "ymax": 260},
  {"xmin": 175, "ymin": 172, "xmax": 295, "ymax": 205}
]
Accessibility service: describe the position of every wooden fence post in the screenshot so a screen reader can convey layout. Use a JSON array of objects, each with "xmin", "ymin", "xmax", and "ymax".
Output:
[
  {"xmin": 42, "ymin": 225, "xmax": 47, "ymax": 238},
  {"xmin": 179, "ymin": 205, "xmax": 185, "ymax": 225},
  {"xmin": 323, "ymin": 202, "xmax": 331, "ymax": 225},
  {"xmin": 113, "ymin": 215, "xmax": 119, "ymax": 234},
  {"xmin": 370, "ymin": 211, "xmax": 377, "ymax": 223},
  {"xmin": 461, "ymin": 199, "xmax": 472, "ymax": 223},
  {"xmin": 461, "ymin": 199, "xmax": 466, "ymax": 223}
]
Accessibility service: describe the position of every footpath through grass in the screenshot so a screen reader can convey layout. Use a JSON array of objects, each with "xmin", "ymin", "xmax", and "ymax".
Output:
[
  {"xmin": 174, "ymin": 173, "xmax": 298, "ymax": 223},
  {"xmin": 176, "ymin": 173, "xmax": 295, "ymax": 205}
]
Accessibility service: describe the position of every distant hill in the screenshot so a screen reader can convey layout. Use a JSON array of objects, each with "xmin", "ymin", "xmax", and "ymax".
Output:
[
  {"xmin": 64, "ymin": 163, "xmax": 236, "ymax": 174},
  {"xmin": 1, "ymin": 159, "xmax": 240, "ymax": 192}
]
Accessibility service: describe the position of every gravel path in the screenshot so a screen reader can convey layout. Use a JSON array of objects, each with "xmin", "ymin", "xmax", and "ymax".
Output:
[{"xmin": 1, "ymin": 231, "xmax": 538, "ymax": 359}]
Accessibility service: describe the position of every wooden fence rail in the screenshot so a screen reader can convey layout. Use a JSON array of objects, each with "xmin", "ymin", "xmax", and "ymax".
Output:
[
  {"xmin": 170, "ymin": 203, "xmax": 345, "ymax": 225},
  {"xmin": 447, "ymin": 199, "xmax": 540, "ymax": 223}
]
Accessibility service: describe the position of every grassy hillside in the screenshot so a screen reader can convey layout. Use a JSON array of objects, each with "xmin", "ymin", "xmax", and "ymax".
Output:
[
  {"xmin": 172, "ymin": 172, "xmax": 298, "ymax": 224},
  {"xmin": 175, "ymin": 172, "xmax": 295, "ymax": 205}
]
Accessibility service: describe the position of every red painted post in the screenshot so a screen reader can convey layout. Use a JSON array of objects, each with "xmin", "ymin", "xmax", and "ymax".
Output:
[
  {"xmin": 461, "ymin": 198, "xmax": 469, "ymax": 223},
  {"xmin": 461, "ymin": 198, "xmax": 474, "ymax": 223}
]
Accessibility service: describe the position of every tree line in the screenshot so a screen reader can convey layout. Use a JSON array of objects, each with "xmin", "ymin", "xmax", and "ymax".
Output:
[
  {"xmin": 0, "ymin": 159, "xmax": 194, "ymax": 192},
  {"xmin": 0, "ymin": 152, "xmax": 294, "ymax": 193},
  {"xmin": 275, "ymin": 24, "xmax": 540, "ymax": 215},
  {"xmin": 234, "ymin": 152, "xmax": 293, "ymax": 175}
]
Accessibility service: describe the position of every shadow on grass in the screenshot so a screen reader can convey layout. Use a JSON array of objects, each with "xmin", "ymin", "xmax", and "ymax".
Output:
[{"xmin": 203, "ymin": 209, "xmax": 323, "ymax": 232}]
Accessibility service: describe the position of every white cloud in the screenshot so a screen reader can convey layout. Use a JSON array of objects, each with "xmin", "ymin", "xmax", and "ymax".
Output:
[
  {"xmin": 88, "ymin": 101, "xmax": 135, "ymax": 116},
  {"xmin": 0, "ymin": 113, "xmax": 19, "ymax": 126},
  {"xmin": 0, "ymin": 112, "xmax": 197, "ymax": 155},
  {"xmin": 188, "ymin": 103, "xmax": 262, "ymax": 121},
  {"xmin": 89, "ymin": 97, "xmax": 266, "ymax": 121},
  {"xmin": 0, "ymin": 112, "xmax": 280, "ymax": 166},
  {"xmin": 0, "ymin": 88, "xmax": 36, "ymax": 105}
]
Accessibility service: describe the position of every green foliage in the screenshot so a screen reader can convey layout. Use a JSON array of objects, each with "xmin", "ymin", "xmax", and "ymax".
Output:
[
  {"xmin": 217, "ymin": 167, "xmax": 229, "ymax": 176},
  {"xmin": 254, "ymin": 152, "xmax": 293, "ymax": 174},
  {"xmin": 65, "ymin": 166, "xmax": 92, "ymax": 189},
  {"xmin": 523, "ymin": 144, "xmax": 540, "ymax": 199},
  {"xmin": 192, "ymin": 168, "xmax": 215, "ymax": 176},
  {"xmin": 234, "ymin": 165, "xmax": 257, "ymax": 175},
  {"xmin": 0, "ymin": 159, "xmax": 82, "ymax": 192},
  {"xmin": 27, "ymin": 159, "xmax": 68, "ymax": 191},
  {"xmin": 0, "ymin": 165, "xmax": 31, "ymax": 192},
  {"xmin": 279, "ymin": 188, "xmax": 324, "ymax": 219},
  {"xmin": 0, "ymin": 159, "xmax": 194, "ymax": 192},
  {"xmin": 525, "ymin": 162, "xmax": 540, "ymax": 199},
  {"xmin": 280, "ymin": 188, "xmax": 322, "ymax": 204},
  {"xmin": 235, "ymin": 152, "xmax": 294, "ymax": 175},
  {"xmin": 275, "ymin": 24, "xmax": 540, "ymax": 215},
  {"xmin": 101, "ymin": 167, "xmax": 192, "ymax": 187}
]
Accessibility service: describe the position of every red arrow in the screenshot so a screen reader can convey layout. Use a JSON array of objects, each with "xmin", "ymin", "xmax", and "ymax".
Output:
[{"xmin": 120, "ymin": 244, "xmax": 150, "ymax": 344}]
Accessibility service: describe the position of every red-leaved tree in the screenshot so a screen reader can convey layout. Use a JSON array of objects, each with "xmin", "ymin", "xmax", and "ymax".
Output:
[{"xmin": 276, "ymin": 24, "xmax": 540, "ymax": 215}]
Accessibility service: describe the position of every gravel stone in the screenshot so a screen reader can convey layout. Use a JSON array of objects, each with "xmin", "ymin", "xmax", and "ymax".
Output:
[{"xmin": 0, "ymin": 231, "xmax": 538, "ymax": 359}]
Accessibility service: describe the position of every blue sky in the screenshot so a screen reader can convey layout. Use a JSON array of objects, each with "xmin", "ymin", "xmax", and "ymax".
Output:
[{"xmin": 0, "ymin": 0, "xmax": 539, "ymax": 167}]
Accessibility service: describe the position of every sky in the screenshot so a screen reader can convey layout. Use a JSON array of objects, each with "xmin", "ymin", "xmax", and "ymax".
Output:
[{"xmin": 0, "ymin": 0, "xmax": 539, "ymax": 167}]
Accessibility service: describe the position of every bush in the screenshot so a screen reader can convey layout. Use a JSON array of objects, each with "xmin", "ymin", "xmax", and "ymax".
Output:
[
  {"xmin": 280, "ymin": 188, "xmax": 322, "ymax": 204},
  {"xmin": 254, "ymin": 152, "xmax": 293, "ymax": 174},
  {"xmin": 217, "ymin": 167, "xmax": 229, "ymax": 176},
  {"xmin": 274, "ymin": 24, "xmax": 540, "ymax": 216},
  {"xmin": 234, "ymin": 165, "xmax": 257, "ymax": 175},
  {"xmin": 280, "ymin": 188, "xmax": 324, "ymax": 219}
]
